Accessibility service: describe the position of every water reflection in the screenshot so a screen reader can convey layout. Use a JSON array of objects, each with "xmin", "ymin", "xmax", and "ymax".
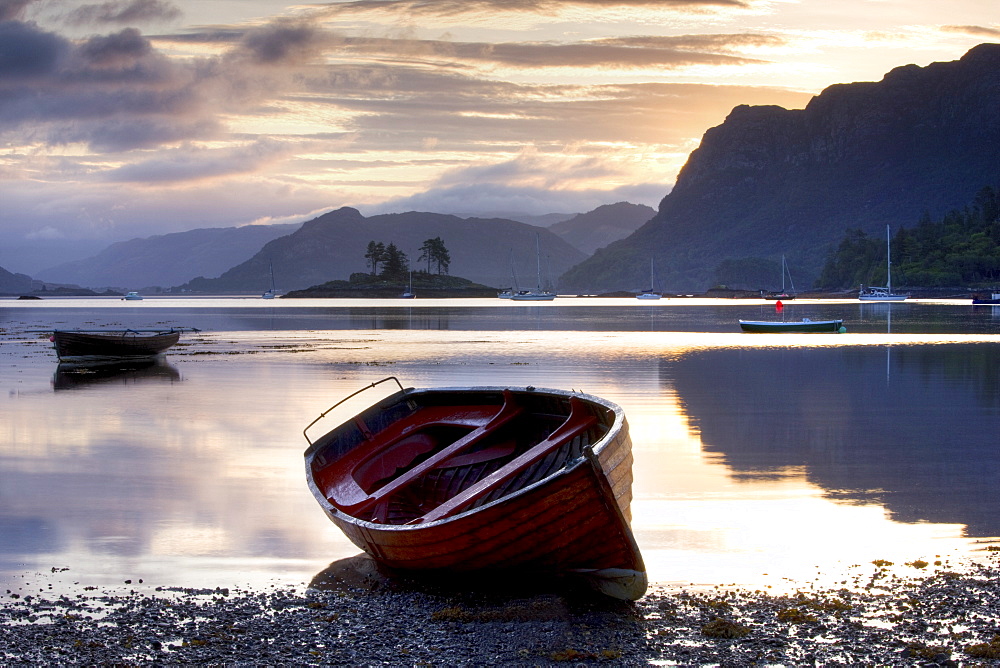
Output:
[
  {"xmin": 4, "ymin": 297, "xmax": 1000, "ymax": 334},
  {"xmin": 2, "ymin": 306, "xmax": 999, "ymax": 595},
  {"xmin": 666, "ymin": 344, "xmax": 1000, "ymax": 537},
  {"xmin": 53, "ymin": 359, "xmax": 181, "ymax": 390}
]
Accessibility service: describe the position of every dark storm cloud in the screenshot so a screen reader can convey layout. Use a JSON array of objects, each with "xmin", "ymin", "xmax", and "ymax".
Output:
[
  {"xmin": 0, "ymin": 19, "xmax": 68, "ymax": 79},
  {"xmin": 67, "ymin": 0, "xmax": 181, "ymax": 25}
]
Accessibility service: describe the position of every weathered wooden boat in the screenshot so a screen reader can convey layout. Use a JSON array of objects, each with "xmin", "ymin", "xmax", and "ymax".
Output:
[
  {"xmin": 303, "ymin": 378, "xmax": 646, "ymax": 600},
  {"xmin": 49, "ymin": 328, "xmax": 194, "ymax": 362},
  {"xmin": 739, "ymin": 318, "xmax": 845, "ymax": 333}
]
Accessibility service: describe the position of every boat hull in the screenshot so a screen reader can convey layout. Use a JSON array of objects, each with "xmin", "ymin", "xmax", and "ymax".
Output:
[
  {"xmin": 304, "ymin": 384, "xmax": 646, "ymax": 600},
  {"xmin": 52, "ymin": 330, "xmax": 180, "ymax": 362},
  {"xmin": 510, "ymin": 291, "xmax": 555, "ymax": 301},
  {"xmin": 739, "ymin": 319, "xmax": 844, "ymax": 333},
  {"xmin": 858, "ymin": 293, "xmax": 908, "ymax": 301}
]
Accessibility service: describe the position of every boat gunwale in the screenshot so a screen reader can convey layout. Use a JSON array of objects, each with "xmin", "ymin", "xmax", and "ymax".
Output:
[{"xmin": 303, "ymin": 384, "xmax": 626, "ymax": 529}]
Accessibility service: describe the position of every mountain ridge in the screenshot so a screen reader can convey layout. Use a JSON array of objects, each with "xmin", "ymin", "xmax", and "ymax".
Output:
[
  {"xmin": 173, "ymin": 207, "xmax": 589, "ymax": 293},
  {"xmin": 36, "ymin": 223, "xmax": 302, "ymax": 291},
  {"xmin": 559, "ymin": 43, "xmax": 1000, "ymax": 293}
]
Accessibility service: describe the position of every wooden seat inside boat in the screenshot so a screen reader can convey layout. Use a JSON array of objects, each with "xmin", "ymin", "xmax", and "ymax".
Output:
[
  {"xmin": 321, "ymin": 389, "xmax": 605, "ymax": 525},
  {"xmin": 322, "ymin": 390, "xmax": 526, "ymax": 515}
]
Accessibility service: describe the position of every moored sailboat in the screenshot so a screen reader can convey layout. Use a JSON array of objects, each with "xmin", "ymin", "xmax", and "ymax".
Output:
[
  {"xmin": 859, "ymin": 226, "xmax": 909, "ymax": 301},
  {"xmin": 763, "ymin": 255, "xmax": 796, "ymax": 300},
  {"xmin": 511, "ymin": 234, "xmax": 555, "ymax": 301},
  {"xmin": 636, "ymin": 258, "xmax": 661, "ymax": 300},
  {"xmin": 262, "ymin": 261, "xmax": 279, "ymax": 299}
]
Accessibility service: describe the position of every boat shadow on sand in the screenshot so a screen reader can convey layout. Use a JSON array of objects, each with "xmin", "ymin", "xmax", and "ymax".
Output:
[{"xmin": 309, "ymin": 554, "xmax": 636, "ymax": 609}]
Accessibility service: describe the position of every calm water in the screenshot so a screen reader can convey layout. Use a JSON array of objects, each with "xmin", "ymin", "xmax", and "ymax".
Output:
[{"xmin": 2, "ymin": 297, "xmax": 999, "ymax": 595}]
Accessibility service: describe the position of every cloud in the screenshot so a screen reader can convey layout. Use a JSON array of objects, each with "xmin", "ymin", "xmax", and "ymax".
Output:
[
  {"xmin": 365, "ymin": 181, "xmax": 667, "ymax": 217},
  {"xmin": 104, "ymin": 140, "xmax": 296, "ymax": 183},
  {"xmin": 233, "ymin": 19, "xmax": 328, "ymax": 66},
  {"xmin": 364, "ymin": 150, "xmax": 667, "ymax": 216},
  {"xmin": 0, "ymin": 0, "xmax": 37, "ymax": 22},
  {"xmin": 25, "ymin": 225, "xmax": 66, "ymax": 240},
  {"xmin": 67, "ymin": 0, "xmax": 181, "ymax": 25},
  {"xmin": 0, "ymin": 17, "xmax": 328, "ymax": 152},
  {"xmin": 941, "ymin": 25, "xmax": 1000, "ymax": 38},
  {"xmin": 320, "ymin": 0, "xmax": 751, "ymax": 18},
  {"xmin": 337, "ymin": 34, "xmax": 771, "ymax": 69}
]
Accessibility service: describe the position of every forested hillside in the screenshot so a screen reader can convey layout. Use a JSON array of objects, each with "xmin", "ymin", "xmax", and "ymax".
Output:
[{"xmin": 817, "ymin": 186, "xmax": 1000, "ymax": 289}]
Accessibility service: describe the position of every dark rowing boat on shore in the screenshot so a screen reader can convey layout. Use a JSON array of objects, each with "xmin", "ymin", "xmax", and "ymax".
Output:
[
  {"xmin": 303, "ymin": 378, "xmax": 646, "ymax": 600},
  {"xmin": 47, "ymin": 328, "xmax": 196, "ymax": 362}
]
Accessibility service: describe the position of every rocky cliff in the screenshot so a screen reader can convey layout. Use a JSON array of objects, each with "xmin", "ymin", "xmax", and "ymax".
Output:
[{"xmin": 560, "ymin": 43, "xmax": 1000, "ymax": 293}]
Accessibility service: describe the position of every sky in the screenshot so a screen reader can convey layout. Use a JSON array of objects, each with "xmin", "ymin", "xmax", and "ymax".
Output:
[{"xmin": 1, "ymin": 0, "xmax": 998, "ymax": 271}]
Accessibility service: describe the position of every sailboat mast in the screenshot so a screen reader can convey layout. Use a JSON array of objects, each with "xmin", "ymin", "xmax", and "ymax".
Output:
[
  {"xmin": 535, "ymin": 233, "xmax": 542, "ymax": 290},
  {"xmin": 885, "ymin": 224, "xmax": 892, "ymax": 294}
]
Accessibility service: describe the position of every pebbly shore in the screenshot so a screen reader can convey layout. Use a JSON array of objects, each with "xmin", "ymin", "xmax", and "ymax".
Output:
[{"xmin": 3, "ymin": 554, "xmax": 1000, "ymax": 666}]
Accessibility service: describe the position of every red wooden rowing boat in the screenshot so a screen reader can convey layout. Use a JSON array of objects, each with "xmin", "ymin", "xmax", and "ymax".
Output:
[{"xmin": 303, "ymin": 378, "xmax": 646, "ymax": 600}]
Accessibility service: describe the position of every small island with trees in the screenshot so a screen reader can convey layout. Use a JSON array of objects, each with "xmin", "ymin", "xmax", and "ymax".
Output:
[{"xmin": 282, "ymin": 237, "xmax": 497, "ymax": 298}]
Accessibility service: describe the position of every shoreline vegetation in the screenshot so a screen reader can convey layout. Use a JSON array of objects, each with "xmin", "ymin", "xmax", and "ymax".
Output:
[
  {"xmin": 5, "ymin": 287, "xmax": 984, "ymax": 299},
  {"xmin": 2, "ymin": 554, "xmax": 999, "ymax": 665},
  {"xmin": 281, "ymin": 273, "xmax": 497, "ymax": 298}
]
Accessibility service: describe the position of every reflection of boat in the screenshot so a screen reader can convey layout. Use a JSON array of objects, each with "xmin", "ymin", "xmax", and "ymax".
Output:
[
  {"xmin": 972, "ymin": 292, "xmax": 1000, "ymax": 305},
  {"xmin": 859, "ymin": 225, "xmax": 908, "ymax": 301},
  {"xmin": 49, "ymin": 328, "xmax": 195, "ymax": 362},
  {"xmin": 303, "ymin": 377, "xmax": 646, "ymax": 600},
  {"xmin": 739, "ymin": 318, "xmax": 845, "ymax": 333},
  {"xmin": 123, "ymin": 291, "xmax": 143, "ymax": 300},
  {"xmin": 636, "ymin": 258, "xmax": 661, "ymax": 300},
  {"xmin": 53, "ymin": 359, "xmax": 181, "ymax": 390},
  {"xmin": 763, "ymin": 255, "xmax": 796, "ymax": 300},
  {"xmin": 510, "ymin": 234, "xmax": 555, "ymax": 301}
]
